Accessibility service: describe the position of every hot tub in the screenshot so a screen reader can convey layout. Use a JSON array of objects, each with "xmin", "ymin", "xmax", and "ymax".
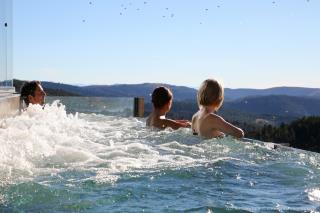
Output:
[{"xmin": 0, "ymin": 97, "xmax": 319, "ymax": 212}]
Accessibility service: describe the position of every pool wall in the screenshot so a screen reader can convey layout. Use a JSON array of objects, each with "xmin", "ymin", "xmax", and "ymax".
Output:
[{"xmin": 0, "ymin": 93, "xmax": 20, "ymax": 119}]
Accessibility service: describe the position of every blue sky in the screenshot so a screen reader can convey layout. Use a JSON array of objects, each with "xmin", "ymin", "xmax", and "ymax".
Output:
[{"xmin": 13, "ymin": 0, "xmax": 320, "ymax": 88}]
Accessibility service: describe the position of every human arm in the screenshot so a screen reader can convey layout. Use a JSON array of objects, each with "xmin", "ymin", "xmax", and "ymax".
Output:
[
  {"xmin": 162, "ymin": 119, "xmax": 191, "ymax": 130},
  {"xmin": 208, "ymin": 114, "xmax": 244, "ymax": 138},
  {"xmin": 175, "ymin": 120, "xmax": 191, "ymax": 127}
]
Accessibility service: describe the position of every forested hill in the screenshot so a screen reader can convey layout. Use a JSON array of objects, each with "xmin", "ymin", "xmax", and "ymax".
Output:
[
  {"xmin": 13, "ymin": 79, "xmax": 80, "ymax": 96},
  {"xmin": 224, "ymin": 87, "xmax": 320, "ymax": 101},
  {"xmin": 82, "ymin": 83, "xmax": 197, "ymax": 101},
  {"xmin": 224, "ymin": 95, "xmax": 320, "ymax": 118},
  {"xmin": 14, "ymin": 79, "xmax": 320, "ymax": 101},
  {"xmin": 247, "ymin": 116, "xmax": 320, "ymax": 153},
  {"xmin": 13, "ymin": 79, "xmax": 320, "ymax": 122},
  {"xmin": 13, "ymin": 80, "xmax": 197, "ymax": 100}
]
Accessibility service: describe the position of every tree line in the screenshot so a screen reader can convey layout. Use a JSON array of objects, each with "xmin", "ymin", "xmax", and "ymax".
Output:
[{"xmin": 244, "ymin": 116, "xmax": 320, "ymax": 152}]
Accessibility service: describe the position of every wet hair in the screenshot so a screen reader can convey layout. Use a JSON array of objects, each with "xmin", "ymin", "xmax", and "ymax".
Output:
[
  {"xmin": 20, "ymin": 81, "xmax": 41, "ymax": 106},
  {"xmin": 151, "ymin": 86, "xmax": 173, "ymax": 109},
  {"xmin": 197, "ymin": 79, "xmax": 224, "ymax": 108}
]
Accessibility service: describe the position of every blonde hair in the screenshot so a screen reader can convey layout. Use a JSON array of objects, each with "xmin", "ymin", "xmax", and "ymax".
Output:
[{"xmin": 197, "ymin": 79, "xmax": 224, "ymax": 109}]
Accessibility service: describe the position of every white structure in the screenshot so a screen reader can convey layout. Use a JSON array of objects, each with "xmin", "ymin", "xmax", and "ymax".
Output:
[
  {"xmin": 0, "ymin": 0, "xmax": 14, "ymax": 93},
  {"xmin": 0, "ymin": 0, "xmax": 19, "ymax": 118}
]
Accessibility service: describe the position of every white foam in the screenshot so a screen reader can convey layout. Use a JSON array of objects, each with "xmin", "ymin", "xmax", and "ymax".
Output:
[
  {"xmin": 0, "ymin": 101, "xmax": 211, "ymax": 185},
  {"xmin": 1, "ymin": 101, "xmax": 317, "ymax": 187},
  {"xmin": 308, "ymin": 188, "xmax": 320, "ymax": 202}
]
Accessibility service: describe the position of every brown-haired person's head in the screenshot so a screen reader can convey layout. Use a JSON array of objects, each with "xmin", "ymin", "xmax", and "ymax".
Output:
[
  {"xmin": 20, "ymin": 81, "xmax": 46, "ymax": 106},
  {"xmin": 151, "ymin": 86, "xmax": 173, "ymax": 111},
  {"xmin": 197, "ymin": 79, "xmax": 224, "ymax": 110}
]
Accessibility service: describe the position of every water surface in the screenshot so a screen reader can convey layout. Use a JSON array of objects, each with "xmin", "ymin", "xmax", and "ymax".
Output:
[{"xmin": 0, "ymin": 101, "xmax": 320, "ymax": 212}]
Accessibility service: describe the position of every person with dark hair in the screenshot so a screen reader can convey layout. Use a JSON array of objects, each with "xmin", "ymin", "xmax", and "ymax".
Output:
[
  {"xmin": 20, "ymin": 81, "xmax": 46, "ymax": 106},
  {"xmin": 146, "ymin": 86, "xmax": 191, "ymax": 130}
]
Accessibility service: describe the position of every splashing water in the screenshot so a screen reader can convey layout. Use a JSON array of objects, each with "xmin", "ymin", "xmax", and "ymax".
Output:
[{"xmin": 0, "ymin": 100, "xmax": 320, "ymax": 212}]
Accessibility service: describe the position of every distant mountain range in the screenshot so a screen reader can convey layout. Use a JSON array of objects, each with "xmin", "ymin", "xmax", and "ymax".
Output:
[
  {"xmin": 13, "ymin": 79, "xmax": 320, "ymax": 100},
  {"xmin": 13, "ymin": 79, "xmax": 320, "ymax": 123},
  {"xmin": 224, "ymin": 87, "xmax": 320, "ymax": 101},
  {"xmin": 14, "ymin": 79, "xmax": 197, "ymax": 101},
  {"xmin": 224, "ymin": 95, "xmax": 320, "ymax": 117}
]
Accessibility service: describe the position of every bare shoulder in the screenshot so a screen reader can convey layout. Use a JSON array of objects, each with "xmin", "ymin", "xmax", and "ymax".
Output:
[
  {"xmin": 192, "ymin": 111, "xmax": 199, "ymax": 122},
  {"xmin": 202, "ymin": 113, "xmax": 228, "ymax": 130},
  {"xmin": 206, "ymin": 113, "xmax": 224, "ymax": 122},
  {"xmin": 191, "ymin": 111, "xmax": 199, "ymax": 133},
  {"xmin": 207, "ymin": 113, "xmax": 244, "ymax": 138}
]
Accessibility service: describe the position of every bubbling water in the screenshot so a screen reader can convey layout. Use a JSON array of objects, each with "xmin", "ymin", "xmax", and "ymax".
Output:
[
  {"xmin": 1, "ymin": 101, "xmax": 320, "ymax": 211},
  {"xmin": 0, "ymin": 102, "xmax": 98, "ymax": 184},
  {"xmin": 0, "ymin": 101, "xmax": 210, "ymax": 185}
]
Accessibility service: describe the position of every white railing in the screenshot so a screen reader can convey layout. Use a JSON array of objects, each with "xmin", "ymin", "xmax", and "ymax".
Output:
[{"xmin": 0, "ymin": 0, "xmax": 13, "ymax": 92}]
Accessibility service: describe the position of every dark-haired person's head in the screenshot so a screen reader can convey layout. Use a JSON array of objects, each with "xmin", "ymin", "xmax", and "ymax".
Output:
[
  {"xmin": 20, "ymin": 81, "xmax": 46, "ymax": 106},
  {"xmin": 151, "ymin": 86, "xmax": 173, "ymax": 111}
]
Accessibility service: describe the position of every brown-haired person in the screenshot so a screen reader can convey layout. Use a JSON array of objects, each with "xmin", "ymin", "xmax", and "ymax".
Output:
[
  {"xmin": 20, "ymin": 81, "xmax": 46, "ymax": 106},
  {"xmin": 192, "ymin": 79, "xmax": 244, "ymax": 139},
  {"xmin": 146, "ymin": 86, "xmax": 191, "ymax": 130}
]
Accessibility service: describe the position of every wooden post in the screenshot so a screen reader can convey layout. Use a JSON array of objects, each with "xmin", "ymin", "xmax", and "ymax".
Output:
[{"xmin": 134, "ymin": 97, "xmax": 144, "ymax": 117}]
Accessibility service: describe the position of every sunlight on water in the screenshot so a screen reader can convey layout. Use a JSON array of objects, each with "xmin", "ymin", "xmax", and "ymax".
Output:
[
  {"xmin": 308, "ymin": 188, "xmax": 320, "ymax": 202},
  {"xmin": 0, "ymin": 101, "xmax": 320, "ymax": 211}
]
